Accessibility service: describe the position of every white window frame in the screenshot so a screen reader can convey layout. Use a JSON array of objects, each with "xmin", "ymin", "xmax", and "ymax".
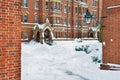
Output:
[
  {"xmin": 35, "ymin": 0, "xmax": 39, "ymax": 10},
  {"xmin": 23, "ymin": 14, "xmax": 28, "ymax": 23},
  {"xmin": 24, "ymin": 0, "xmax": 28, "ymax": 8}
]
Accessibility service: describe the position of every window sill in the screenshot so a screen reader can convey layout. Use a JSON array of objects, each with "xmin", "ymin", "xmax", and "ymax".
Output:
[
  {"xmin": 35, "ymin": 8, "xmax": 39, "ymax": 10},
  {"xmin": 21, "ymin": 6, "xmax": 28, "ymax": 8}
]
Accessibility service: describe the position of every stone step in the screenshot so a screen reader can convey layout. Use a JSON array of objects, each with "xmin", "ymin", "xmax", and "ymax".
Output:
[{"xmin": 100, "ymin": 63, "xmax": 120, "ymax": 71}]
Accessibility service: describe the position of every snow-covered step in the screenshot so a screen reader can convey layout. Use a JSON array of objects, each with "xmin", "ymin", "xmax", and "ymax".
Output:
[{"xmin": 100, "ymin": 63, "xmax": 120, "ymax": 70}]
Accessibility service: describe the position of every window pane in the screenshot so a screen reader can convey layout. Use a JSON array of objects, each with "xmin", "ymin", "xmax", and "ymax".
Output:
[
  {"xmin": 54, "ymin": 2, "xmax": 57, "ymax": 9},
  {"xmin": 35, "ymin": 0, "xmax": 39, "ymax": 9},
  {"xmin": 68, "ymin": 6, "xmax": 71, "ymax": 13},
  {"xmin": 46, "ymin": 2, "xmax": 48, "ymax": 9},
  {"xmin": 23, "ymin": 14, "xmax": 28, "ymax": 22},
  {"xmin": 58, "ymin": 3, "xmax": 60, "ymax": 10},
  {"xmin": 23, "ymin": 32, "xmax": 28, "ymax": 40},
  {"xmin": 35, "ymin": 15, "xmax": 38, "ymax": 23},
  {"xmin": 24, "ymin": 0, "xmax": 28, "ymax": 7},
  {"xmin": 64, "ymin": 6, "xmax": 66, "ymax": 13}
]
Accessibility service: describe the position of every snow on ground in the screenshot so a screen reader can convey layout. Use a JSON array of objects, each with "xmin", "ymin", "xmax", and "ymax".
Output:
[{"xmin": 21, "ymin": 40, "xmax": 120, "ymax": 80}]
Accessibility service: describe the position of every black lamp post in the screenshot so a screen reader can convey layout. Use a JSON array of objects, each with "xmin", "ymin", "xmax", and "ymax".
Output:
[{"xmin": 84, "ymin": 9, "xmax": 106, "ymax": 42}]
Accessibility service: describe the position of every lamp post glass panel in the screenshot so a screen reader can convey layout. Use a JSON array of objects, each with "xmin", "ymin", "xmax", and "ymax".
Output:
[{"xmin": 85, "ymin": 9, "xmax": 92, "ymax": 24}]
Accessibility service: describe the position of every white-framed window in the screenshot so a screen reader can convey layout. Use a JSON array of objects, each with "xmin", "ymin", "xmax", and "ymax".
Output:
[
  {"xmin": 64, "ymin": 18, "xmax": 67, "ymax": 25},
  {"xmin": 46, "ymin": 2, "xmax": 48, "ymax": 9},
  {"xmin": 24, "ymin": 0, "xmax": 28, "ymax": 8},
  {"xmin": 23, "ymin": 14, "xmax": 28, "ymax": 23},
  {"xmin": 68, "ymin": 32, "xmax": 70, "ymax": 38},
  {"xmin": 64, "ymin": 32, "xmax": 67, "ymax": 38},
  {"xmin": 92, "ymin": 0, "xmax": 96, "ymax": 6},
  {"xmin": 68, "ymin": 6, "xmax": 71, "ymax": 13},
  {"xmin": 57, "ymin": 17, "xmax": 60, "ymax": 24},
  {"xmin": 92, "ymin": 11, "xmax": 96, "ymax": 17},
  {"xmin": 68, "ymin": 19, "xmax": 71, "ymax": 27},
  {"xmin": 23, "ymin": 32, "xmax": 28, "ymax": 40},
  {"xmin": 58, "ymin": 3, "xmax": 61, "ymax": 10},
  {"xmin": 76, "ymin": 20, "xmax": 78, "ymax": 27},
  {"xmin": 35, "ymin": 0, "xmax": 39, "ymax": 10},
  {"xmin": 64, "ymin": 5, "xmax": 67, "ymax": 13},
  {"xmin": 54, "ymin": 2, "xmax": 57, "ymax": 9},
  {"xmin": 35, "ymin": 15, "xmax": 38, "ymax": 23}
]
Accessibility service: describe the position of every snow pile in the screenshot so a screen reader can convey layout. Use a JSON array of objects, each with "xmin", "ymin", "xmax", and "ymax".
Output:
[{"xmin": 22, "ymin": 40, "xmax": 120, "ymax": 80}]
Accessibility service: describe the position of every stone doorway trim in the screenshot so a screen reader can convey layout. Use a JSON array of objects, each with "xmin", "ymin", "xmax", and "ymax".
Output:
[{"xmin": 33, "ymin": 23, "xmax": 54, "ymax": 43}]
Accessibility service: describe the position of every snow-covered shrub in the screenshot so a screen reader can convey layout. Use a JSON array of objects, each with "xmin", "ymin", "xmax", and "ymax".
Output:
[
  {"xmin": 75, "ymin": 46, "xmax": 83, "ymax": 51},
  {"xmin": 75, "ymin": 38, "xmax": 83, "ymax": 43},
  {"xmin": 83, "ymin": 45, "xmax": 91, "ymax": 54},
  {"xmin": 75, "ymin": 45, "xmax": 91, "ymax": 54},
  {"xmin": 91, "ymin": 56, "xmax": 101, "ymax": 64},
  {"xmin": 95, "ymin": 48, "xmax": 99, "ymax": 51},
  {"xmin": 65, "ymin": 70, "xmax": 74, "ymax": 75}
]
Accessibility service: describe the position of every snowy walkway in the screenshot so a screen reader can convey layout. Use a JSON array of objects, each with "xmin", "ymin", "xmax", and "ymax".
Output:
[{"xmin": 21, "ymin": 40, "xmax": 120, "ymax": 80}]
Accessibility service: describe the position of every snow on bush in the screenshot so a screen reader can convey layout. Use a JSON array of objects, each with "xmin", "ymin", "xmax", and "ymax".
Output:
[
  {"xmin": 75, "ymin": 40, "xmax": 102, "ymax": 64},
  {"xmin": 91, "ymin": 56, "xmax": 101, "ymax": 64},
  {"xmin": 75, "ymin": 45, "xmax": 91, "ymax": 54},
  {"xmin": 74, "ymin": 38, "xmax": 83, "ymax": 43}
]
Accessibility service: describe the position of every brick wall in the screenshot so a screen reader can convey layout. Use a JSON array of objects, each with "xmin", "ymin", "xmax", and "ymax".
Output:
[
  {"xmin": 0, "ymin": 0, "xmax": 21, "ymax": 80},
  {"xmin": 102, "ymin": 0, "xmax": 120, "ymax": 64}
]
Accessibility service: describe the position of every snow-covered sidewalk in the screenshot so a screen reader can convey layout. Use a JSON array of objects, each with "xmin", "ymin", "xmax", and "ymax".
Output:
[{"xmin": 21, "ymin": 40, "xmax": 120, "ymax": 80}]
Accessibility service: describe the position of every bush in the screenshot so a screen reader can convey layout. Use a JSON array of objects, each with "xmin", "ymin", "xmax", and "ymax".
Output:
[
  {"xmin": 91, "ymin": 56, "xmax": 101, "ymax": 64},
  {"xmin": 75, "ymin": 45, "xmax": 91, "ymax": 54},
  {"xmin": 83, "ymin": 45, "xmax": 91, "ymax": 54},
  {"xmin": 75, "ymin": 46, "xmax": 83, "ymax": 51},
  {"xmin": 95, "ymin": 48, "xmax": 99, "ymax": 51}
]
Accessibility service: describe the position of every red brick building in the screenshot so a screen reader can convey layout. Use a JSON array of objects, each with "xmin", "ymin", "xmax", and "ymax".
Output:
[
  {"xmin": 0, "ymin": 0, "xmax": 21, "ymax": 80},
  {"xmin": 102, "ymin": 0, "xmax": 120, "ymax": 66},
  {"xmin": 21, "ymin": 0, "xmax": 102, "ymax": 42}
]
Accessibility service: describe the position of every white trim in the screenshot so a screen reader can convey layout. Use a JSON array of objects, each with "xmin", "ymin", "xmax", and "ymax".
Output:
[
  {"xmin": 42, "ymin": 26, "xmax": 54, "ymax": 43},
  {"xmin": 107, "ymin": 5, "xmax": 120, "ymax": 9},
  {"xmin": 22, "ymin": 22, "xmax": 36, "ymax": 25},
  {"xmin": 43, "ymin": 26, "xmax": 54, "ymax": 39}
]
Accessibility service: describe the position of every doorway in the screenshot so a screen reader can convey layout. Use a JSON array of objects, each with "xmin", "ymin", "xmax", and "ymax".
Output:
[
  {"xmin": 44, "ymin": 29, "xmax": 52, "ymax": 44},
  {"xmin": 89, "ymin": 32, "xmax": 94, "ymax": 38},
  {"xmin": 36, "ymin": 31, "xmax": 40, "ymax": 42}
]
